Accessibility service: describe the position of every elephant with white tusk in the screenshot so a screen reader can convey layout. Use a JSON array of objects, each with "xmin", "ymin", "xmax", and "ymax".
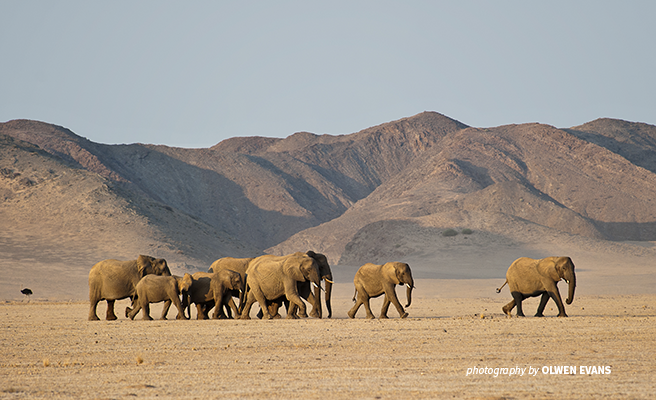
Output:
[
  {"xmin": 497, "ymin": 256, "xmax": 576, "ymax": 317},
  {"xmin": 240, "ymin": 253, "xmax": 322, "ymax": 320},
  {"xmin": 348, "ymin": 262, "xmax": 414, "ymax": 319},
  {"xmin": 264, "ymin": 251, "xmax": 334, "ymax": 319}
]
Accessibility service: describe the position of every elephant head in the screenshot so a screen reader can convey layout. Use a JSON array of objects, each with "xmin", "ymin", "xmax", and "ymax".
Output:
[
  {"xmin": 554, "ymin": 257, "xmax": 576, "ymax": 305},
  {"xmin": 306, "ymin": 251, "xmax": 333, "ymax": 318},
  {"xmin": 388, "ymin": 262, "xmax": 414, "ymax": 308},
  {"xmin": 137, "ymin": 255, "xmax": 172, "ymax": 278},
  {"xmin": 289, "ymin": 255, "xmax": 322, "ymax": 290}
]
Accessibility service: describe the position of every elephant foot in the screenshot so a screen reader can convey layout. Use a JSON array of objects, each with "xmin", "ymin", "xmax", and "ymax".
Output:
[
  {"xmin": 309, "ymin": 311, "xmax": 320, "ymax": 319},
  {"xmin": 160, "ymin": 316, "xmax": 168, "ymax": 320},
  {"xmin": 379, "ymin": 314, "xmax": 389, "ymax": 319},
  {"xmin": 125, "ymin": 307, "xmax": 131, "ymax": 318},
  {"xmin": 106, "ymin": 314, "xmax": 118, "ymax": 321},
  {"xmin": 347, "ymin": 310, "xmax": 356, "ymax": 319},
  {"xmin": 365, "ymin": 314, "xmax": 375, "ymax": 320},
  {"xmin": 241, "ymin": 315, "xmax": 251, "ymax": 320},
  {"xmin": 502, "ymin": 306, "xmax": 512, "ymax": 316},
  {"xmin": 400, "ymin": 312, "xmax": 409, "ymax": 319},
  {"xmin": 516, "ymin": 313, "xmax": 525, "ymax": 317},
  {"xmin": 534, "ymin": 313, "xmax": 544, "ymax": 318},
  {"xmin": 557, "ymin": 313, "xmax": 568, "ymax": 317}
]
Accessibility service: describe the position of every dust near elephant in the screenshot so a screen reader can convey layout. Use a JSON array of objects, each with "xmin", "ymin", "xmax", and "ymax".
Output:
[
  {"xmin": 88, "ymin": 255, "xmax": 171, "ymax": 321},
  {"xmin": 125, "ymin": 274, "xmax": 193, "ymax": 320},
  {"xmin": 241, "ymin": 253, "xmax": 322, "ymax": 320},
  {"xmin": 497, "ymin": 256, "xmax": 576, "ymax": 317},
  {"xmin": 348, "ymin": 262, "xmax": 414, "ymax": 319}
]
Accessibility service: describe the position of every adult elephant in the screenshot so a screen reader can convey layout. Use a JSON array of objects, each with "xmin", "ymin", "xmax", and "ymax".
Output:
[
  {"xmin": 348, "ymin": 262, "xmax": 414, "ymax": 319},
  {"xmin": 208, "ymin": 257, "xmax": 253, "ymax": 317},
  {"xmin": 241, "ymin": 253, "xmax": 322, "ymax": 320},
  {"xmin": 88, "ymin": 255, "xmax": 171, "ymax": 321},
  {"xmin": 125, "ymin": 274, "xmax": 193, "ymax": 320},
  {"xmin": 264, "ymin": 251, "xmax": 334, "ymax": 319},
  {"xmin": 496, "ymin": 256, "xmax": 576, "ymax": 317}
]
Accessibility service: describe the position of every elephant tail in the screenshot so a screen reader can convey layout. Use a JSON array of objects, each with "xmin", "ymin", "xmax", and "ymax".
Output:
[
  {"xmin": 352, "ymin": 288, "xmax": 357, "ymax": 302},
  {"xmin": 496, "ymin": 280, "xmax": 508, "ymax": 294}
]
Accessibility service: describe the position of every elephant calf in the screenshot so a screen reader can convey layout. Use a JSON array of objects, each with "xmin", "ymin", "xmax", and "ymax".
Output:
[
  {"xmin": 126, "ymin": 274, "xmax": 193, "ymax": 320},
  {"xmin": 497, "ymin": 256, "xmax": 576, "ymax": 317},
  {"xmin": 348, "ymin": 262, "xmax": 414, "ymax": 319}
]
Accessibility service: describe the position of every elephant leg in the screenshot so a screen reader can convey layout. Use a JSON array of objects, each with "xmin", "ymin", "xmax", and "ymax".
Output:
[
  {"xmin": 347, "ymin": 296, "xmax": 363, "ymax": 319},
  {"xmin": 105, "ymin": 300, "xmax": 118, "ymax": 320},
  {"xmin": 196, "ymin": 304, "xmax": 208, "ymax": 320},
  {"xmin": 362, "ymin": 295, "xmax": 375, "ymax": 319},
  {"xmin": 89, "ymin": 299, "xmax": 101, "ymax": 321},
  {"xmin": 127, "ymin": 302, "xmax": 141, "ymax": 320},
  {"xmin": 535, "ymin": 293, "xmax": 550, "ymax": 317},
  {"xmin": 282, "ymin": 280, "xmax": 306, "ymax": 319},
  {"xmin": 212, "ymin": 296, "xmax": 228, "ymax": 319},
  {"xmin": 549, "ymin": 289, "xmax": 568, "ymax": 317},
  {"xmin": 240, "ymin": 292, "xmax": 257, "ymax": 320},
  {"xmin": 172, "ymin": 297, "xmax": 187, "ymax": 320},
  {"xmin": 511, "ymin": 292, "xmax": 525, "ymax": 317},
  {"xmin": 252, "ymin": 287, "xmax": 272, "ymax": 319},
  {"xmin": 383, "ymin": 287, "xmax": 408, "ymax": 319},
  {"xmin": 142, "ymin": 302, "xmax": 153, "ymax": 320},
  {"xmin": 160, "ymin": 300, "xmax": 172, "ymax": 320},
  {"xmin": 380, "ymin": 297, "xmax": 391, "ymax": 319},
  {"xmin": 502, "ymin": 299, "xmax": 515, "ymax": 316}
]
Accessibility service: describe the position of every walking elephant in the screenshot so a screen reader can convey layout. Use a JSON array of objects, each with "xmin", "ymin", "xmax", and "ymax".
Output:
[
  {"xmin": 184, "ymin": 272, "xmax": 215, "ymax": 320},
  {"xmin": 264, "ymin": 251, "xmax": 334, "ymax": 319},
  {"xmin": 125, "ymin": 274, "xmax": 193, "ymax": 320},
  {"xmin": 240, "ymin": 253, "xmax": 322, "ymax": 320},
  {"xmin": 184, "ymin": 270, "xmax": 244, "ymax": 319},
  {"xmin": 348, "ymin": 262, "xmax": 414, "ymax": 319},
  {"xmin": 209, "ymin": 269, "xmax": 245, "ymax": 319},
  {"xmin": 208, "ymin": 257, "xmax": 253, "ymax": 317},
  {"xmin": 88, "ymin": 255, "xmax": 171, "ymax": 321},
  {"xmin": 496, "ymin": 256, "xmax": 576, "ymax": 317}
]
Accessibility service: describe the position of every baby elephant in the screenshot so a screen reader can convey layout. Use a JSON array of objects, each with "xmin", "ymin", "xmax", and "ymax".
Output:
[
  {"xmin": 126, "ymin": 274, "xmax": 193, "ymax": 320},
  {"xmin": 348, "ymin": 262, "xmax": 414, "ymax": 319}
]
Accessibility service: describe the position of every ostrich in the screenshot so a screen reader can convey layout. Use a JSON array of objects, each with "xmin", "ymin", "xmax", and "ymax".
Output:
[{"xmin": 20, "ymin": 287, "xmax": 32, "ymax": 301}]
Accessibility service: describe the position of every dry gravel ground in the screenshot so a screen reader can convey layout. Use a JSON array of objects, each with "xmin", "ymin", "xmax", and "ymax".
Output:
[{"xmin": 1, "ymin": 290, "xmax": 655, "ymax": 399}]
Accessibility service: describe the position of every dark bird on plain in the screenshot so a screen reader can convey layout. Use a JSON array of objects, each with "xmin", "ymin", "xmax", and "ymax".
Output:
[{"xmin": 21, "ymin": 288, "xmax": 32, "ymax": 301}]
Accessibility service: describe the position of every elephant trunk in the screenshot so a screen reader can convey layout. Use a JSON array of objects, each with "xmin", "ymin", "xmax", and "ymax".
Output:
[
  {"xmin": 324, "ymin": 275, "xmax": 333, "ymax": 319},
  {"xmin": 566, "ymin": 273, "xmax": 576, "ymax": 305},
  {"xmin": 405, "ymin": 279, "xmax": 414, "ymax": 308}
]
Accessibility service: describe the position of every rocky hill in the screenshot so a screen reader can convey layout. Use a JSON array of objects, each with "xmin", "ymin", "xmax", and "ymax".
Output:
[{"xmin": 2, "ymin": 112, "xmax": 656, "ymax": 299}]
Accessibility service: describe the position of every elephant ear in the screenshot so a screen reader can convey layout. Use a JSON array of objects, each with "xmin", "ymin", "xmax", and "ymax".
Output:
[
  {"xmin": 286, "ymin": 257, "xmax": 311, "ymax": 281},
  {"xmin": 394, "ymin": 263, "xmax": 409, "ymax": 285},
  {"xmin": 137, "ymin": 255, "xmax": 154, "ymax": 278}
]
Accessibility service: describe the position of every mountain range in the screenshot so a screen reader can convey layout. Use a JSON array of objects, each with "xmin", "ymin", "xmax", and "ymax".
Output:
[{"xmin": 2, "ymin": 112, "xmax": 656, "ymax": 299}]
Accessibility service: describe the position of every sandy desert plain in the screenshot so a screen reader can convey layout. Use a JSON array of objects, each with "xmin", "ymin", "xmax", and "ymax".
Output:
[{"xmin": 1, "ymin": 250, "xmax": 656, "ymax": 400}]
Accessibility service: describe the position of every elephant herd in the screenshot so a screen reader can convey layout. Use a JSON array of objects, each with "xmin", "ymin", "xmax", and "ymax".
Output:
[{"xmin": 88, "ymin": 252, "xmax": 577, "ymax": 321}]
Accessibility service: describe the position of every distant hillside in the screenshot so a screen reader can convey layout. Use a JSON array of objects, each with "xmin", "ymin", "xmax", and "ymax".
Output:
[{"xmin": 2, "ymin": 112, "xmax": 656, "ymax": 299}]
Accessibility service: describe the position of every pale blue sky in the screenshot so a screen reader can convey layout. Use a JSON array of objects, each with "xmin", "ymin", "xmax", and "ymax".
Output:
[{"xmin": 2, "ymin": 1, "xmax": 655, "ymax": 148}]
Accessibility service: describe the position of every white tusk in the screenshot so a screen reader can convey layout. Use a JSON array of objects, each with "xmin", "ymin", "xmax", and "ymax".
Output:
[
  {"xmin": 325, "ymin": 279, "xmax": 335, "ymax": 284},
  {"xmin": 405, "ymin": 283, "xmax": 411, "ymax": 289}
]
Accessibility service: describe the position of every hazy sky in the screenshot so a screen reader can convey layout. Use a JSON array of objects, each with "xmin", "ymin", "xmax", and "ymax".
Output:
[{"xmin": 2, "ymin": 2, "xmax": 655, "ymax": 148}]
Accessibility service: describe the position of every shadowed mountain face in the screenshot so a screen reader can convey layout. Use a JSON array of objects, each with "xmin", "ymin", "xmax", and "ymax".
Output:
[{"xmin": 2, "ymin": 112, "xmax": 656, "ymax": 272}]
